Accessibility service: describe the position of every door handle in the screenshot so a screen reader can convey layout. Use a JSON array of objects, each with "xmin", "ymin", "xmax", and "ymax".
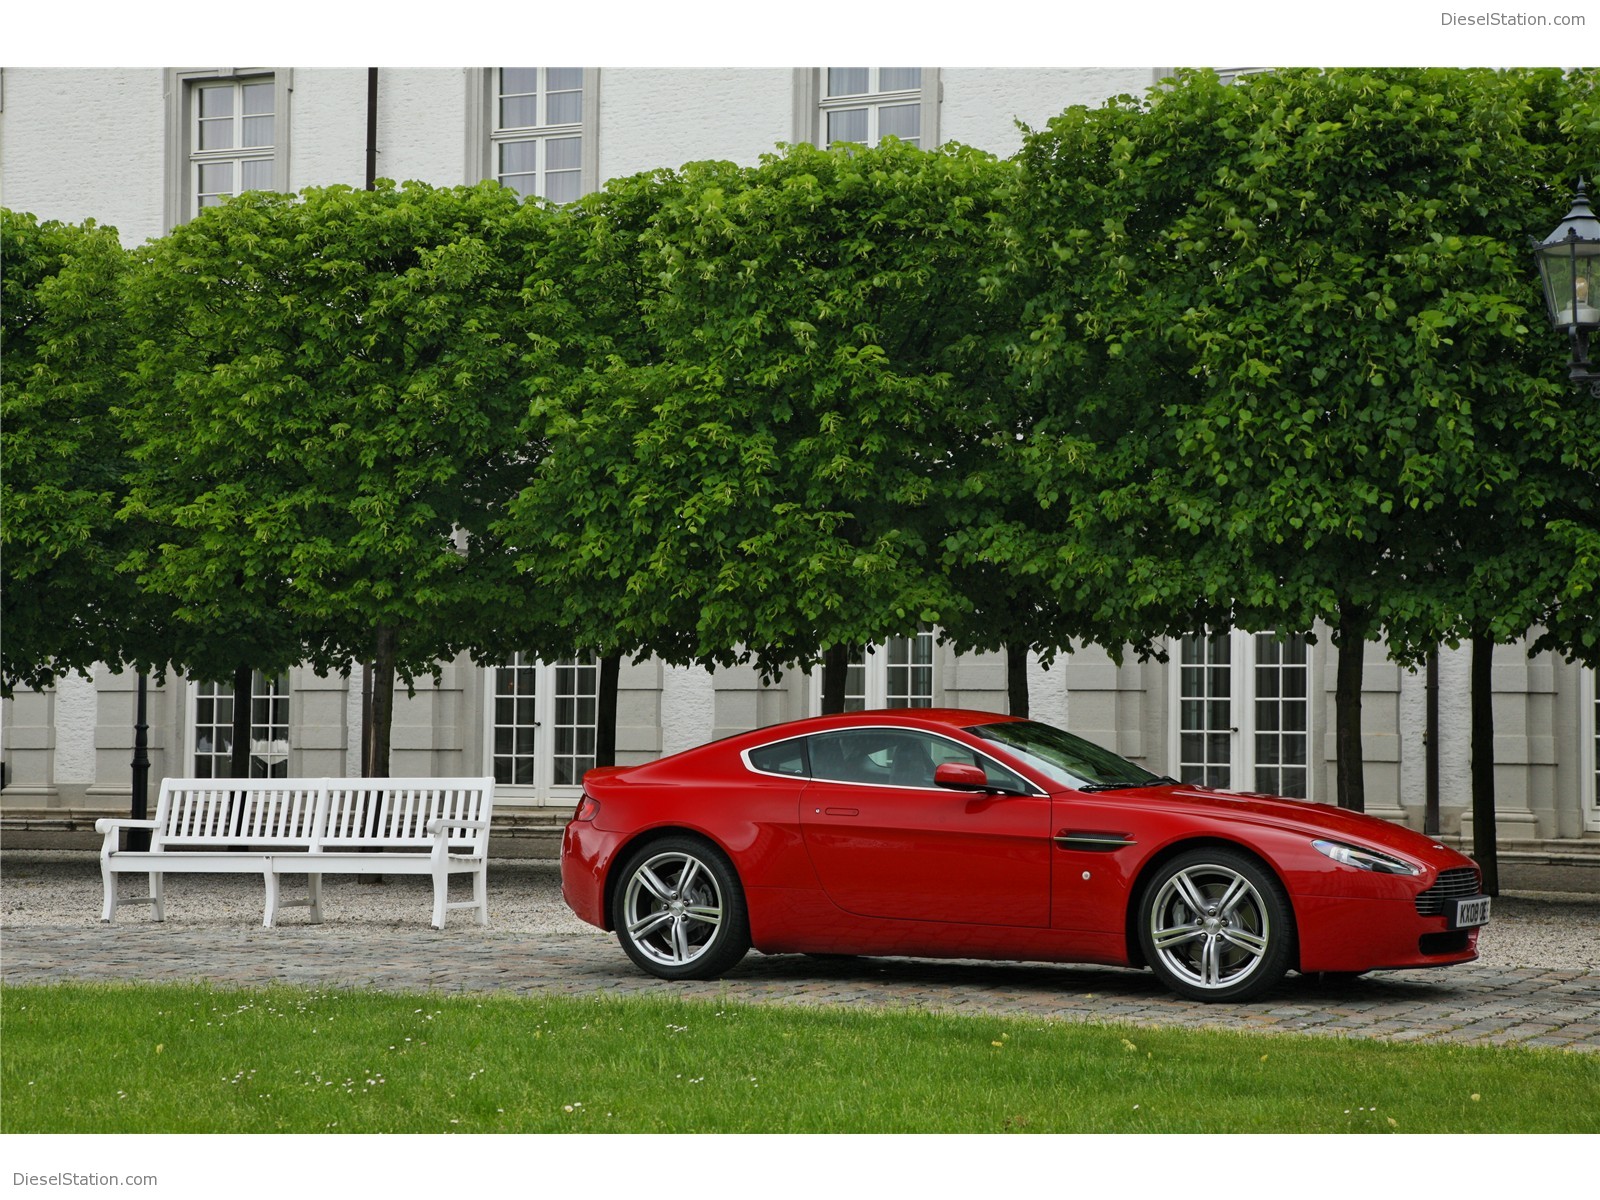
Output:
[{"xmin": 821, "ymin": 807, "xmax": 859, "ymax": 817}]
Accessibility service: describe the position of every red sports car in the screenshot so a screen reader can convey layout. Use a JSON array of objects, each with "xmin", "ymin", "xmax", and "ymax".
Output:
[{"xmin": 560, "ymin": 709, "xmax": 1489, "ymax": 1001}]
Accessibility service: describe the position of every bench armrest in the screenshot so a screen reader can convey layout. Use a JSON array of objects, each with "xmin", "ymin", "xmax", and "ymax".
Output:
[
  {"xmin": 426, "ymin": 817, "xmax": 490, "ymax": 835},
  {"xmin": 95, "ymin": 818, "xmax": 160, "ymax": 835}
]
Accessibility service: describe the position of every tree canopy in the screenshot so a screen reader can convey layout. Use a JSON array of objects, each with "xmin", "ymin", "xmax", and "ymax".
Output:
[{"xmin": 119, "ymin": 181, "xmax": 558, "ymax": 770}]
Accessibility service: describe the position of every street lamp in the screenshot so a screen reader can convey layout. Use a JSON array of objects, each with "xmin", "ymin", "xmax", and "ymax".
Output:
[{"xmin": 1532, "ymin": 178, "xmax": 1600, "ymax": 397}]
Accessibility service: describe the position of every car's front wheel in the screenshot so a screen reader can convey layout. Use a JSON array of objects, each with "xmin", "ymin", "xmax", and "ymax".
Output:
[
  {"xmin": 613, "ymin": 836, "xmax": 750, "ymax": 981},
  {"xmin": 1137, "ymin": 848, "xmax": 1294, "ymax": 1002}
]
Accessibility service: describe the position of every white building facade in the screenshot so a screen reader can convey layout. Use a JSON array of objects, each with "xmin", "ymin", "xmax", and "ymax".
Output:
[{"xmin": 2, "ymin": 66, "xmax": 1596, "ymax": 850}]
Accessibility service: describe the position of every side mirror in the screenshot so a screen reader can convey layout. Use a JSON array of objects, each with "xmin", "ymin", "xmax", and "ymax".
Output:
[{"xmin": 934, "ymin": 762, "xmax": 990, "ymax": 791}]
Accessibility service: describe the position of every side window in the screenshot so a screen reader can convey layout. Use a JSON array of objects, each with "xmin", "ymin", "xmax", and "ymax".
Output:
[
  {"xmin": 807, "ymin": 729, "xmax": 1033, "ymax": 792},
  {"xmin": 747, "ymin": 738, "xmax": 809, "ymax": 778}
]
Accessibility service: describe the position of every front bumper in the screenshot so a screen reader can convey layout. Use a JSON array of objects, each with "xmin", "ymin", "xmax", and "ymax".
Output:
[{"xmin": 1294, "ymin": 892, "xmax": 1482, "ymax": 973}]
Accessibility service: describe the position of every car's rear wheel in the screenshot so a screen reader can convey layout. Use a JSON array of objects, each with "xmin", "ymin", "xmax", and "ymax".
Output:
[
  {"xmin": 613, "ymin": 836, "xmax": 750, "ymax": 981},
  {"xmin": 1137, "ymin": 848, "xmax": 1294, "ymax": 1002}
]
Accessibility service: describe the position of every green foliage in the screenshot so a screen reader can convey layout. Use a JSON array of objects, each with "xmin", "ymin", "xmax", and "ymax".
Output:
[
  {"xmin": 0, "ymin": 211, "xmax": 174, "ymax": 695},
  {"xmin": 505, "ymin": 143, "xmax": 1021, "ymax": 677},
  {"xmin": 1012, "ymin": 67, "xmax": 1598, "ymax": 666},
  {"xmin": 119, "ymin": 182, "xmax": 559, "ymax": 686}
]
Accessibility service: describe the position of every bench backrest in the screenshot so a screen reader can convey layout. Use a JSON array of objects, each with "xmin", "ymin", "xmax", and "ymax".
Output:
[
  {"xmin": 149, "ymin": 777, "xmax": 495, "ymax": 856},
  {"xmin": 151, "ymin": 780, "xmax": 325, "ymax": 850},
  {"xmin": 317, "ymin": 778, "xmax": 494, "ymax": 855}
]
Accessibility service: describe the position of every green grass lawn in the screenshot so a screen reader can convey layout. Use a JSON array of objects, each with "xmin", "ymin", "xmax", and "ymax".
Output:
[{"xmin": 3, "ymin": 981, "xmax": 1594, "ymax": 1134}]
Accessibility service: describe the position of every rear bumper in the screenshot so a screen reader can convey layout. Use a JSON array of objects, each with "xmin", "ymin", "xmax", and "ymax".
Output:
[
  {"xmin": 1294, "ymin": 893, "xmax": 1481, "ymax": 973},
  {"xmin": 560, "ymin": 819, "xmax": 626, "ymax": 931}
]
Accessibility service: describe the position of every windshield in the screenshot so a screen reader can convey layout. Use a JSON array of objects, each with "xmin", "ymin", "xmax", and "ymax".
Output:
[{"xmin": 967, "ymin": 720, "xmax": 1162, "ymax": 791}]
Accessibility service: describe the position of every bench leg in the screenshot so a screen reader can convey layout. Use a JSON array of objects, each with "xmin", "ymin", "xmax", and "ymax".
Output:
[
  {"xmin": 473, "ymin": 866, "xmax": 488, "ymax": 927},
  {"xmin": 308, "ymin": 873, "xmax": 323, "ymax": 924},
  {"xmin": 100, "ymin": 863, "xmax": 116, "ymax": 923},
  {"xmin": 431, "ymin": 871, "xmax": 448, "ymax": 930},
  {"xmin": 149, "ymin": 872, "xmax": 166, "ymax": 922},
  {"xmin": 263, "ymin": 869, "xmax": 279, "ymax": 928}
]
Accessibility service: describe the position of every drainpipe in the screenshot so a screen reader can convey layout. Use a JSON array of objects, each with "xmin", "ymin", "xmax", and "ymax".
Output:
[
  {"xmin": 365, "ymin": 68, "xmax": 378, "ymax": 190},
  {"xmin": 1424, "ymin": 649, "xmax": 1439, "ymax": 837}
]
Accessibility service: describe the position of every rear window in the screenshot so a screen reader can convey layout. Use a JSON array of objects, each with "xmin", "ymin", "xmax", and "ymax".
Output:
[{"xmin": 747, "ymin": 738, "xmax": 809, "ymax": 777}]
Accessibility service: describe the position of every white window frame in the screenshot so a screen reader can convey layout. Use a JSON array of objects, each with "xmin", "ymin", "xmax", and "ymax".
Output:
[
  {"xmin": 187, "ymin": 671, "xmax": 292, "ymax": 779},
  {"xmin": 484, "ymin": 654, "xmax": 600, "ymax": 804},
  {"xmin": 793, "ymin": 68, "xmax": 940, "ymax": 150},
  {"xmin": 1168, "ymin": 630, "xmax": 1314, "ymax": 800},
  {"xmin": 1583, "ymin": 667, "xmax": 1598, "ymax": 833},
  {"xmin": 812, "ymin": 630, "xmax": 938, "ymax": 713},
  {"xmin": 164, "ymin": 68, "xmax": 293, "ymax": 230},
  {"xmin": 466, "ymin": 68, "xmax": 599, "ymax": 201}
]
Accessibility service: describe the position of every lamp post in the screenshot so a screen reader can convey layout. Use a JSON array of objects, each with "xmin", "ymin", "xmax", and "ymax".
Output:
[{"xmin": 1532, "ymin": 178, "xmax": 1600, "ymax": 397}]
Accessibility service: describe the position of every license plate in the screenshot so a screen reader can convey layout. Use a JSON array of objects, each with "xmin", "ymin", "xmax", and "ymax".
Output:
[{"xmin": 1450, "ymin": 896, "xmax": 1491, "ymax": 929}]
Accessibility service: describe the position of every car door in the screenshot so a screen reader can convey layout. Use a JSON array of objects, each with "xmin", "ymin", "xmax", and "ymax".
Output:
[{"xmin": 798, "ymin": 727, "xmax": 1050, "ymax": 927}]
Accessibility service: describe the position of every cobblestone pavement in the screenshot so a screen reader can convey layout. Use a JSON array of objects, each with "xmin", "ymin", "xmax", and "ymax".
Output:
[{"xmin": 4, "ymin": 857, "xmax": 1596, "ymax": 1053}]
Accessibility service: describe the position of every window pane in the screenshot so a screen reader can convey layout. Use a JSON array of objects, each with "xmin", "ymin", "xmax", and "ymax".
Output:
[
  {"xmin": 199, "ymin": 162, "xmax": 233, "ymax": 195},
  {"xmin": 749, "ymin": 739, "xmax": 808, "ymax": 777},
  {"xmin": 500, "ymin": 173, "xmax": 539, "ymax": 196},
  {"xmin": 500, "ymin": 68, "xmax": 539, "ymax": 96},
  {"xmin": 500, "ymin": 140, "xmax": 539, "ymax": 174},
  {"xmin": 241, "ymin": 158, "xmax": 274, "ymax": 191},
  {"xmin": 827, "ymin": 68, "xmax": 870, "ymax": 97},
  {"xmin": 545, "ymin": 171, "xmax": 581, "ymax": 204},
  {"xmin": 547, "ymin": 67, "xmax": 584, "ymax": 91},
  {"xmin": 242, "ymin": 83, "xmax": 273, "ymax": 115},
  {"xmin": 546, "ymin": 136, "xmax": 582, "ymax": 171},
  {"xmin": 546, "ymin": 90, "xmax": 582, "ymax": 125},
  {"xmin": 500, "ymin": 95, "xmax": 539, "ymax": 128},
  {"xmin": 827, "ymin": 108, "xmax": 868, "ymax": 144},
  {"xmin": 879, "ymin": 68, "xmax": 921, "ymax": 91},
  {"xmin": 198, "ymin": 118, "xmax": 234, "ymax": 151},
  {"xmin": 199, "ymin": 86, "xmax": 233, "ymax": 118},
  {"xmin": 241, "ymin": 114, "xmax": 275, "ymax": 147}
]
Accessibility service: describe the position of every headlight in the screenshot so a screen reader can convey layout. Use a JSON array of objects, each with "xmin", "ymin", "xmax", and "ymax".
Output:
[{"xmin": 1312, "ymin": 839, "xmax": 1421, "ymax": 876}]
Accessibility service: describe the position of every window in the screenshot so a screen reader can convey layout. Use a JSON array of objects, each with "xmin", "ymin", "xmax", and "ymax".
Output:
[
  {"xmin": 193, "ymin": 79, "xmax": 275, "ymax": 208},
  {"xmin": 797, "ymin": 68, "xmax": 940, "ymax": 151},
  {"xmin": 806, "ymin": 727, "xmax": 1030, "ymax": 792},
  {"xmin": 1172, "ymin": 631, "xmax": 1311, "ymax": 798},
  {"xmin": 469, "ymin": 68, "xmax": 597, "ymax": 203},
  {"xmin": 833, "ymin": 631, "xmax": 936, "ymax": 711},
  {"xmin": 165, "ymin": 69, "xmax": 292, "ymax": 228},
  {"xmin": 191, "ymin": 672, "xmax": 290, "ymax": 778},
  {"xmin": 489, "ymin": 653, "xmax": 599, "ymax": 795}
]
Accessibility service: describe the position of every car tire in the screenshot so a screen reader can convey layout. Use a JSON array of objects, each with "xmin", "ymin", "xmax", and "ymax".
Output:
[
  {"xmin": 613, "ymin": 835, "xmax": 750, "ymax": 981},
  {"xmin": 1137, "ymin": 847, "xmax": 1295, "ymax": 1003}
]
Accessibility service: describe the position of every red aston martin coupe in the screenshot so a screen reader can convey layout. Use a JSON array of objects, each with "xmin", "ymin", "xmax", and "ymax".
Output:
[{"xmin": 560, "ymin": 709, "xmax": 1488, "ymax": 1001}]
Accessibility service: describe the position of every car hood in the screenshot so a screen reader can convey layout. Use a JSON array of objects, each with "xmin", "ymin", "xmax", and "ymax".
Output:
[{"xmin": 1096, "ymin": 784, "xmax": 1467, "ymax": 863}]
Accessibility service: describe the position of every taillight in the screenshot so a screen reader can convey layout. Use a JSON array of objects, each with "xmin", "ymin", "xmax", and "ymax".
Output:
[{"xmin": 573, "ymin": 794, "xmax": 600, "ymax": 822}]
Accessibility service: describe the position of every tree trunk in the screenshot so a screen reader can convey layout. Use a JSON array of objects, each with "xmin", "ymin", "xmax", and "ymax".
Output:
[
  {"xmin": 365, "ymin": 623, "xmax": 397, "ymax": 778},
  {"xmin": 1333, "ymin": 607, "xmax": 1366, "ymax": 813},
  {"xmin": 1470, "ymin": 635, "xmax": 1500, "ymax": 898},
  {"xmin": 595, "ymin": 652, "xmax": 621, "ymax": 767},
  {"xmin": 820, "ymin": 644, "xmax": 850, "ymax": 714},
  {"xmin": 229, "ymin": 663, "xmax": 253, "ymax": 779},
  {"xmin": 1006, "ymin": 643, "xmax": 1029, "ymax": 718}
]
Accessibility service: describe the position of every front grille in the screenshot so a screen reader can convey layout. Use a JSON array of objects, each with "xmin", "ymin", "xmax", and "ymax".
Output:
[{"xmin": 1414, "ymin": 866, "xmax": 1481, "ymax": 917}]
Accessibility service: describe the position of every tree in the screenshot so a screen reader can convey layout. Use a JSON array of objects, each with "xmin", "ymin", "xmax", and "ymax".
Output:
[
  {"xmin": 507, "ymin": 142, "xmax": 1017, "ymax": 709},
  {"xmin": 1012, "ymin": 68, "xmax": 1593, "ymax": 814},
  {"xmin": 1, "ymin": 211, "xmax": 176, "ymax": 695},
  {"xmin": 121, "ymin": 182, "xmax": 553, "ymax": 775}
]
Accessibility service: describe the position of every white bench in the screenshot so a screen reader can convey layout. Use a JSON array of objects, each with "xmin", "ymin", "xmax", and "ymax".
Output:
[{"xmin": 96, "ymin": 776, "xmax": 495, "ymax": 929}]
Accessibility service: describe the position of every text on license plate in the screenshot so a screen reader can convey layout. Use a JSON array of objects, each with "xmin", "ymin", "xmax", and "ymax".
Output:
[{"xmin": 1450, "ymin": 896, "xmax": 1491, "ymax": 928}]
